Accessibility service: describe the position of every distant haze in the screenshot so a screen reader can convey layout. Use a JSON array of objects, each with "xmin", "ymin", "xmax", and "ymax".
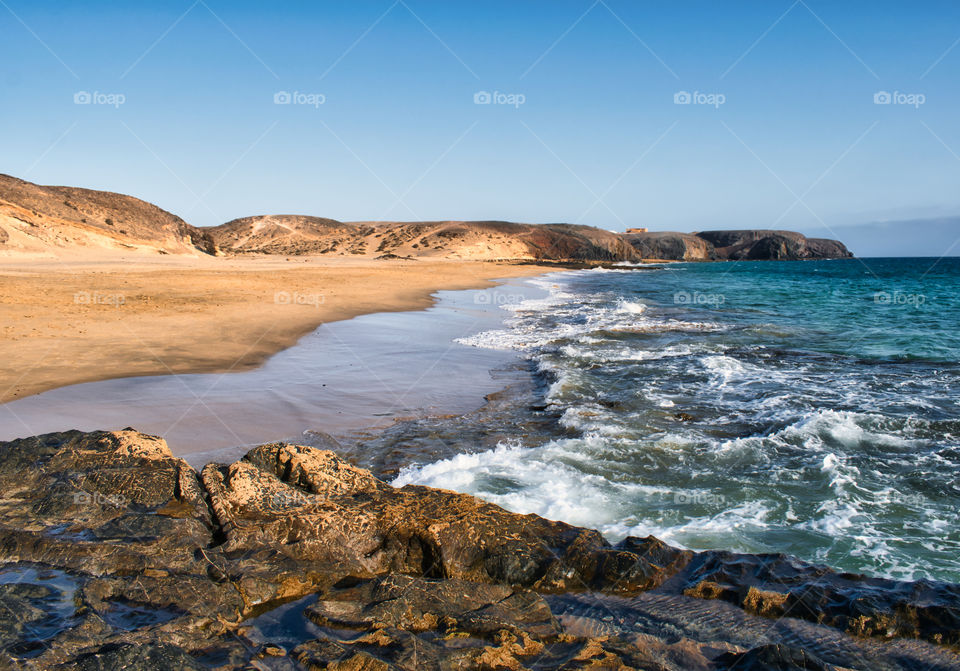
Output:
[{"xmin": 803, "ymin": 218, "xmax": 960, "ymax": 258}]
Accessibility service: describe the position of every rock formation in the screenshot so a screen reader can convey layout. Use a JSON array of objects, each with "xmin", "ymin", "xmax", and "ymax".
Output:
[
  {"xmin": 0, "ymin": 429, "xmax": 956, "ymax": 669},
  {"xmin": 624, "ymin": 229, "xmax": 853, "ymax": 261},
  {"xmin": 622, "ymin": 231, "xmax": 716, "ymax": 261}
]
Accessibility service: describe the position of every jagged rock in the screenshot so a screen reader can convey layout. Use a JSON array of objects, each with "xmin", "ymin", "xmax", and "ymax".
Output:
[
  {"xmin": 304, "ymin": 574, "xmax": 561, "ymax": 639},
  {"xmin": 715, "ymin": 644, "xmax": 836, "ymax": 670},
  {"xmin": 0, "ymin": 582, "xmax": 61, "ymax": 656},
  {"xmin": 696, "ymin": 230, "xmax": 853, "ymax": 260},
  {"xmin": 0, "ymin": 430, "xmax": 957, "ymax": 670},
  {"xmin": 0, "ymin": 429, "xmax": 215, "ymax": 576},
  {"xmin": 293, "ymin": 625, "xmax": 675, "ymax": 671},
  {"xmin": 624, "ymin": 231, "xmax": 717, "ymax": 260},
  {"xmin": 201, "ymin": 441, "xmax": 693, "ymax": 594},
  {"xmin": 625, "ymin": 229, "xmax": 852, "ymax": 261},
  {"xmin": 68, "ymin": 642, "xmax": 205, "ymax": 670},
  {"xmin": 681, "ymin": 551, "xmax": 960, "ymax": 646}
]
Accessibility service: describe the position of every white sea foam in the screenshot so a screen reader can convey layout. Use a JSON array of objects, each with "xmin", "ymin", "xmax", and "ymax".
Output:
[
  {"xmin": 393, "ymin": 439, "xmax": 673, "ymax": 530},
  {"xmin": 615, "ymin": 299, "xmax": 647, "ymax": 315},
  {"xmin": 457, "ymin": 275, "xmax": 725, "ymax": 352},
  {"xmin": 446, "ymin": 266, "xmax": 960, "ymax": 581}
]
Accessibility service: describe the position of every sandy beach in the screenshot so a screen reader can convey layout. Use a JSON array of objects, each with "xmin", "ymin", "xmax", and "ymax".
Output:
[{"xmin": 0, "ymin": 254, "xmax": 553, "ymax": 403}]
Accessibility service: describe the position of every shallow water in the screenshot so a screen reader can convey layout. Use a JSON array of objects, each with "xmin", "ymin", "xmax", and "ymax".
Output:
[
  {"xmin": 394, "ymin": 259, "xmax": 960, "ymax": 583},
  {"xmin": 0, "ymin": 278, "xmax": 543, "ymax": 468}
]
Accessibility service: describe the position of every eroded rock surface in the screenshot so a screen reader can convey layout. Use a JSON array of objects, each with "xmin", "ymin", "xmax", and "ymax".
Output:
[{"xmin": 0, "ymin": 430, "xmax": 956, "ymax": 670}]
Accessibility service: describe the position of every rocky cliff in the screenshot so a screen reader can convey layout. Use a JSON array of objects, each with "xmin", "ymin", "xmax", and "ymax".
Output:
[
  {"xmin": 625, "ymin": 229, "xmax": 853, "ymax": 261},
  {"xmin": 622, "ymin": 231, "xmax": 716, "ymax": 261},
  {"xmin": 0, "ymin": 429, "xmax": 956, "ymax": 670}
]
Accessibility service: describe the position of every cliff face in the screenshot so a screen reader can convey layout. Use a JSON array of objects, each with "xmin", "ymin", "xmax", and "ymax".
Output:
[
  {"xmin": 696, "ymin": 229, "xmax": 853, "ymax": 260},
  {"xmin": 0, "ymin": 428, "xmax": 956, "ymax": 669},
  {"xmin": 623, "ymin": 231, "xmax": 717, "ymax": 260},
  {"xmin": 625, "ymin": 229, "xmax": 853, "ymax": 261}
]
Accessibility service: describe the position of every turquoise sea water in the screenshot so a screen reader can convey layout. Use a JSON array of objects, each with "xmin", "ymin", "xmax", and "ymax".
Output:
[{"xmin": 396, "ymin": 258, "xmax": 960, "ymax": 582}]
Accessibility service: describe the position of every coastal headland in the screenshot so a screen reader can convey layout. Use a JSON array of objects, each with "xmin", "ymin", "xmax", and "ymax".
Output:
[{"xmin": 0, "ymin": 173, "xmax": 852, "ymax": 403}]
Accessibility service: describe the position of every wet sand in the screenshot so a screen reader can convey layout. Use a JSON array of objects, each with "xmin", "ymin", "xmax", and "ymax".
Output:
[
  {"xmin": 0, "ymin": 254, "xmax": 553, "ymax": 403},
  {"xmin": 0, "ymin": 278, "xmax": 551, "ymax": 466}
]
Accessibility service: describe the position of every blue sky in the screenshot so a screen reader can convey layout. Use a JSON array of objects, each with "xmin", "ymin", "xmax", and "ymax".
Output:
[{"xmin": 3, "ymin": 0, "xmax": 960, "ymax": 255}]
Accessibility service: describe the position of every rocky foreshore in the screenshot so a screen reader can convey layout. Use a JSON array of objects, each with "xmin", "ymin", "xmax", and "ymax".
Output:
[{"xmin": 0, "ymin": 429, "xmax": 957, "ymax": 670}]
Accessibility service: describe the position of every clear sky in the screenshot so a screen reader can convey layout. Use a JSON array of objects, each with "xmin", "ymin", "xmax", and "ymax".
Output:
[{"xmin": 3, "ymin": 0, "xmax": 960, "ymax": 255}]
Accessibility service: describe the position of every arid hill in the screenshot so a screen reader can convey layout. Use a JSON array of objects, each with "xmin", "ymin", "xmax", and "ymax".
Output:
[
  {"xmin": 0, "ymin": 174, "xmax": 853, "ymax": 261},
  {"xmin": 0, "ymin": 174, "xmax": 215, "ymax": 257},
  {"xmin": 209, "ymin": 216, "xmax": 639, "ymax": 261}
]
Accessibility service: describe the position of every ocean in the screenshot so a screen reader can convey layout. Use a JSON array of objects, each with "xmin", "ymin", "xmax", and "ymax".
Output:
[{"xmin": 392, "ymin": 258, "xmax": 960, "ymax": 583}]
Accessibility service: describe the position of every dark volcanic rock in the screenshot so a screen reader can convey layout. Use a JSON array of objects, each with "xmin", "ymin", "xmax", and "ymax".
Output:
[
  {"xmin": 624, "ymin": 229, "xmax": 852, "ymax": 261},
  {"xmin": 715, "ymin": 644, "xmax": 836, "ymax": 670},
  {"xmin": 201, "ymin": 441, "xmax": 693, "ymax": 592},
  {"xmin": 0, "ymin": 429, "xmax": 215, "ymax": 575},
  {"xmin": 624, "ymin": 231, "xmax": 716, "ymax": 260},
  {"xmin": 0, "ymin": 430, "xmax": 957, "ymax": 670},
  {"xmin": 696, "ymin": 229, "xmax": 853, "ymax": 260},
  {"xmin": 681, "ymin": 550, "xmax": 960, "ymax": 646},
  {"xmin": 304, "ymin": 574, "xmax": 562, "ymax": 639},
  {"xmin": 743, "ymin": 233, "xmax": 809, "ymax": 260},
  {"xmin": 538, "ymin": 223, "xmax": 640, "ymax": 261},
  {"xmin": 805, "ymin": 237, "xmax": 853, "ymax": 259},
  {"xmin": 70, "ymin": 642, "xmax": 205, "ymax": 671}
]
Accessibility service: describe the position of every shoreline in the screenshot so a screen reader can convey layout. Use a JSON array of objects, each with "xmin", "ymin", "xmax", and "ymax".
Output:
[
  {"xmin": 3, "ymin": 260, "xmax": 960, "ymax": 667},
  {"xmin": 0, "ymin": 255, "xmax": 558, "ymax": 403},
  {"xmin": 0, "ymin": 274, "xmax": 553, "ymax": 465},
  {"xmin": 2, "ymin": 426, "xmax": 958, "ymax": 669}
]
